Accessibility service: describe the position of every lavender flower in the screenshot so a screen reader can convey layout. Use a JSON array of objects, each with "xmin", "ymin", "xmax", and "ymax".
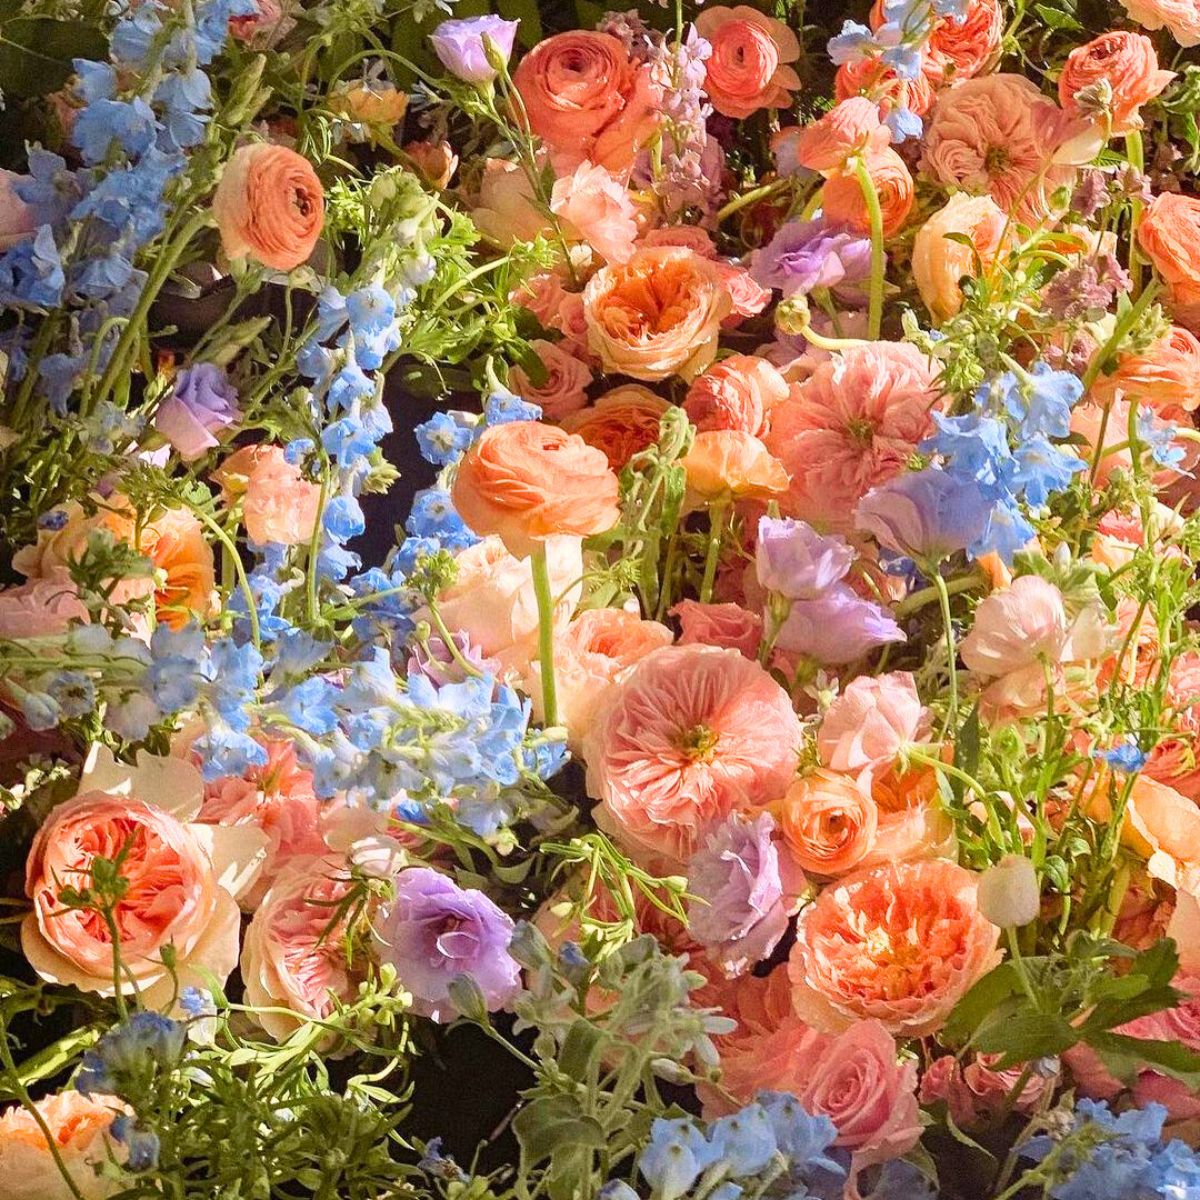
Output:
[
  {"xmin": 756, "ymin": 516, "xmax": 855, "ymax": 599},
  {"xmin": 154, "ymin": 362, "xmax": 240, "ymax": 460},
  {"xmin": 406, "ymin": 634, "xmax": 494, "ymax": 687},
  {"xmin": 776, "ymin": 585, "xmax": 905, "ymax": 664},
  {"xmin": 752, "ymin": 218, "xmax": 872, "ymax": 298},
  {"xmin": 856, "ymin": 468, "xmax": 993, "ymax": 562},
  {"xmin": 687, "ymin": 813, "xmax": 801, "ymax": 976},
  {"xmin": 373, "ymin": 867, "xmax": 520, "ymax": 1022},
  {"xmin": 428, "ymin": 16, "xmax": 519, "ymax": 85}
]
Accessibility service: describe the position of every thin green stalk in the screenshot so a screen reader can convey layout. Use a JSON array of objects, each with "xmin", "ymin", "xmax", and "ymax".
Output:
[
  {"xmin": 530, "ymin": 543, "xmax": 558, "ymax": 727},
  {"xmin": 1126, "ymin": 130, "xmax": 1145, "ymax": 297},
  {"xmin": 700, "ymin": 497, "xmax": 730, "ymax": 604},
  {"xmin": 852, "ymin": 156, "xmax": 885, "ymax": 339},
  {"xmin": 932, "ymin": 569, "xmax": 958, "ymax": 738}
]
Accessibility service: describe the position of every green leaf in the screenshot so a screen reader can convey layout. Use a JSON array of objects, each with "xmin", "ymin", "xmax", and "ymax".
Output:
[
  {"xmin": 1090, "ymin": 1032, "xmax": 1200, "ymax": 1090},
  {"xmin": 1032, "ymin": 3, "xmax": 1083, "ymax": 30},
  {"xmin": 513, "ymin": 1095, "xmax": 606, "ymax": 1166},
  {"xmin": 972, "ymin": 1010, "xmax": 1079, "ymax": 1066},
  {"xmin": 559, "ymin": 1019, "xmax": 604, "ymax": 1083},
  {"xmin": 942, "ymin": 961, "xmax": 1023, "ymax": 1048},
  {"xmin": 0, "ymin": 19, "xmax": 107, "ymax": 98}
]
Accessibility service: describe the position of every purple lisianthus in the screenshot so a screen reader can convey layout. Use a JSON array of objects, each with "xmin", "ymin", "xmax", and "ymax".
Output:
[
  {"xmin": 429, "ymin": 16, "xmax": 519, "ymax": 85},
  {"xmin": 154, "ymin": 363, "xmax": 240, "ymax": 461},
  {"xmin": 776, "ymin": 584, "xmax": 905, "ymax": 665},
  {"xmin": 374, "ymin": 867, "xmax": 520, "ymax": 1022},
  {"xmin": 756, "ymin": 516, "xmax": 855, "ymax": 600},
  {"xmin": 407, "ymin": 633, "xmax": 496, "ymax": 687},
  {"xmin": 687, "ymin": 813, "xmax": 802, "ymax": 977},
  {"xmin": 856, "ymin": 468, "xmax": 992, "ymax": 564},
  {"xmin": 751, "ymin": 218, "xmax": 872, "ymax": 299}
]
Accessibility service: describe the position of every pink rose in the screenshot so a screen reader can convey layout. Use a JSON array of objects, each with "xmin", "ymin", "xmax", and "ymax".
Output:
[
  {"xmin": 0, "ymin": 170, "xmax": 38, "ymax": 251},
  {"xmin": 507, "ymin": 338, "xmax": 592, "ymax": 421},
  {"xmin": 0, "ymin": 574, "xmax": 88, "ymax": 639},
  {"xmin": 672, "ymin": 599, "xmax": 763, "ymax": 658},
  {"xmin": 921, "ymin": 1053, "xmax": 1053, "ymax": 1126},
  {"xmin": 213, "ymin": 443, "xmax": 321, "ymax": 546},
  {"xmin": 471, "ymin": 158, "xmax": 550, "ymax": 247},
  {"xmin": 715, "ymin": 262, "xmax": 773, "ymax": 325},
  {"xmin": 817, "ymin": 671, "xmax": 930, "ymax": 773},
  {"xmin": 228, "ymin": 0, "xmax": 293, "ymax": 45},
  {"xmin": 550, "ymin": 161, "xmax": 639, "ymax": 264},
  {"xmin": 1121, "ymin": 0, "xmax": 1200, "ymax": 46},
  {"xmin": 22, "ymin": 748, "xmax": 266, "ymax": 1008}
]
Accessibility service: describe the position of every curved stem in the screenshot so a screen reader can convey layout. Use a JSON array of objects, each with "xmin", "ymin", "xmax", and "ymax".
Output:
[
  {"xmin": 700, "ymin": 497, "xmax": 730, "ymax": 604},
  {"xmin": 852, "ymin": 156, "xmax": 886, "ymax": 339},
  {"xmin": 932, "ymin": 569, "xmax": 958, "ymax": 738},
  {"xmin": 1125, "ymin": 130, "xmax": 1145, "ymax": 297}
]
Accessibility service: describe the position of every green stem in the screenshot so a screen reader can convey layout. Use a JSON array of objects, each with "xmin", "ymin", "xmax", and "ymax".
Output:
[
  {"xmin": 715, "ymin": 178, "xmax": 791, "ymax": 224},
  {"xmin": 700, "ymin": 497, "xmax": 730, "ymax": 604},
  {"xmin": 1081, "ymin": 279, "xmax": 1160, "ymax": 393},
  {"xmin": 932, "ymin": 569, "xmax": 958, "ymax": 738},
  {"xmin": 530, "ymin": 543, "xmax": 558, "ymax": 727},
  {"xmin": 1126, "ymin": 130, "xmax": 1145, "ymax": 298},
  {"xmin": 852, "ymin": 156, "xmax": 885, "ymax": 339}
]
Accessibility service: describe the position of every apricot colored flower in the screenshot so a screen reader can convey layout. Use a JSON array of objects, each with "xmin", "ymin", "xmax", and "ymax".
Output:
[
  {"xmin": 1090, "ymin": 325, "xmax": 1200, "ymax": 413},
  {"xmin": 681, "ymin": 430, "xmax": 789, "ymax": 507},
  {"xmin": 549, "ymin": 160, "xmax": 639, "ymax": 264},
  {"xmin": 777, "ymin": 768, "xmax": 878, "ymax": 877},
  {"xmin": 212, "ymin": 143, "xmax": 323, "ymax": 271},
  {"xmin": 1139, "ymin": 192, "xmax": 1200, "ymax": 318},
  {"xmin": 1059, "ymin": 32, "xmax": 1174, "ymax": 134},
  {"xmin": 835, "ymin": 54, "xmax": 940, "ymax": 122},
  {"xmin": 562, "ymin": 386, "xmax": 670, "ymax": 469},
  {"xmin": 925, "ymin": 0, "xmax": 1004, "ymax": 79},
  {"xmin": 818, "ymin": 672, "xmax": 930, "ymax": 773},
  {"xmin": 785, "ymin": 97, "xmax": 890, "ymax": 174},
  {"xmin": 241, "ymin": 853, "xmax": 362, "ymax": 1042},
  {"xmin": 672, "ymin": 600, "xmax": 764, "ymax": 658},
  {"xmin": 684, "ymin": 354, "xmax": 788, "ymax": 438},
  {"xmin": 471, "ymin": 158, "xmax": 549, "ymax": 247},
  {"xmin": 1120, "ymin": 0, "xmax": 1200, "ymax": 47},
  {"xmin": 524, "ymin": 607, "xmax": 674, "ymax": 747},
  {"xmin": 22, "ymin": 748, "xmax": 266, "ymax": 1007},
  {"xmin": 214, "ymin": 443, "xmax": 321, "ymax": 547},
  {"xmin": 764, "ymin": 342, "xmax": 940, "ymax": 530},
  {"xmin": 921, "ymin": 74, "xmax": 1075, "ymax": 224},
  {"xmin": 0, "ymin": 575, "xmax": 88, "ymax": 639},
  {"xmin": 143, "ymin": 506, "xmax": 217, "ymax": 630},
  {"xmin": 821, "ymin": 148, "xmax": 914, "ymax": 240},
  {"xmin": 0, "ymin": 1090, "xmax": 127, "ymax": 1200},
  {"xmin": 788, "ymin": 858, "xmax": 1001, "ymax": 1036},
  {"xmin": 451, "ymin": 421, "xmax": 620, "ymax": 558},
  {"xmin": 584, "ymin": 644, "xmax": 802, "ymax": 863},
  {"xmin": 912, "ymin": 192, "xmax": 1010, "ymax": 322},
  {"xmin": 507, "ymin": 338, "xmax": 592, "ymax": 422},
  {"xmin": 694, "ymin": 6, "xmax": 801, "ymax": 119},
  {"xmin": 582, "ymin": 246, "xmax": 732, "ymax": 381},
  {"xmin": 512, "ymin": 32, "xmax": 659, "ymax": 173}
]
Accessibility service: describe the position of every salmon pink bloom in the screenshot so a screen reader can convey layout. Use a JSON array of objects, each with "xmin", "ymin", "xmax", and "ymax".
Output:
[{"xmin": 817, "ymin": 672, "xmax": 930, "ymax": 773}]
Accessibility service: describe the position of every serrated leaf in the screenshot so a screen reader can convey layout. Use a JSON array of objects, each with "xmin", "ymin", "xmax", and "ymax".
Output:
[
  {"xmin": 1091, "ymin": 1032, "xmax": 1200, "ymax": 1090},
  {"xmin": 973, "ymin": 1010, "xmax": 1079, "ymax": 1066},
  {"xmin": 943, "ymin": 961, "xmax": 1023, "ymax": 1047},
  {"xmin": 513, "ymin": 1095, "xmax": 606, "ymax": 1165}
]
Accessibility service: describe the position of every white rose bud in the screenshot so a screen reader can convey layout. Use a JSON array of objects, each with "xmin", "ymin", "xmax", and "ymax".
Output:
[{"xmin": 977, "ymin": 855, "xmax": 1040, "ymax": 928}]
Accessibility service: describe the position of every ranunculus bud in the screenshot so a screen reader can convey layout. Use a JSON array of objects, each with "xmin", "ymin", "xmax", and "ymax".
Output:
[{"xmin": 977, "ymin": 855, "xmax": 1040, "ymax": 928}]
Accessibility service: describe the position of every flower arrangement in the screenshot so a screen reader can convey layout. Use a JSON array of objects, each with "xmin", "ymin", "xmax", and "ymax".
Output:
[{"xmin": 5, "ymin": 0, "xmax": 1200, "ymax": 1195}]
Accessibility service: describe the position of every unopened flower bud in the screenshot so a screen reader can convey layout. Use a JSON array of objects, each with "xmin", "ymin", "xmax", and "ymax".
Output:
[{"xmin": 977, "ymin": 855, "xmax": 1040, "ymax": 928}]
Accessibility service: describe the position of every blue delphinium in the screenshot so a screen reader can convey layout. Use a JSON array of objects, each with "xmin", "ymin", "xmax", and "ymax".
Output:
[{"xmin": 77, "ymin": 1012, "xmax": 186, "ymax": 1096}]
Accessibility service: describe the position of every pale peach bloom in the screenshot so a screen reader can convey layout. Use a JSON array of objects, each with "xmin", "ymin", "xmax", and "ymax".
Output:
[
  {"xmin": 921, "ymin": 1052, "xmax": 1053, "ymax": 1126},
  {"xmin": 788, "ymin": 858, "xmax": 1001, "ymax": 1036},
  {"xmin": 452, "ymin": 421, "xmax": 620, "ymax": 558},
  {"xmin": 471, "ymin": 158, "xmax": 550, "ymax": 247},
  {"xmin": 198, "ymin": 736, "xmax": 338, "ymax": 908},
  {"xmin": 512, "ymin": 32, "xmax": 659, "ymax": 173},
  {"xmin": 1091, "ymin": 325, "xmax": 1200, "ymax": 413},
  {"xmin": 822, "ymin": 148, "xmax": 914, "ymax": 240},
  {"xmin": 1059, "ymin": 32, "xmax": 1174, "ymax": 134},
  {"xmin": 583, "ymin": 246, "xmax": 732, "ymax": 381},
  {"xmin": 862, "ymin": 758, "xmax": 956, "ymax": 868},
  {"xmin": 785, "ymin": 97, "xmax": 890, "ymax": 174},
  {"xmin": 212, "ymin": 143, "xmax": 323, "ymax": 271},
  {"xmin": 524, "ymin": 608, "xmax": 673, "ymax": 747},
  {"xmin": 144, "ymin": 506, "xmax": 217, "ymax": 629},
  {"xmin": 672, "ymin": 600, "xmax": 763, "ymax": 658},
  {"xmin": 1121, "ymin": 0, "xmax": 1200, "ymax": 47},
  {"xmin": 327, "ymin": 79, "xmax": 407, "ymax": 128},
  {"xmin": 684, "ymin": 354, "xmax": 788, "ymax": 438},
  {"xmin": 0, "ymin": 1091, "xmax": 127, "ymax": 1200},
  {"xmin": 584, "ymin": 644, "xmax": 802, "ymax": 863},
  {"xmin": 415, "ymin": 534, "xmax": 582, "ymax": 675},
  {"xmin": 912, "ymin": 192, "xmax": 1010, "ymax": 322},
  {"xmin": 1090, "ymin": 773, "xmax": 1200, "ymax": 893},
  {"xmin": 22, "ymin": 748, "xmax": 266, "ymax": 1008},
  {"xmin": 694, "ymin": 6, "xmax": 801, "ymax": 119},
  {"xmin": 214, "ymin": 443, "xmax": 321, "ymax": 547},
  {"xmin": 921, "ymin": 74, "xmax": 1076, "ymax": 224},
  {"xmin": 240, "ymin": 853, "xmax": 362, "ymax": 1042},
  {"xmin": 403, "ymin": 140, "xmax": 458, "ymax": 189},
  {"xmin": 1139, "ymin": 193, "xmax": 1200, "ymax": 320},
  {"xmin": 925, "ymin": 0, "xmax": 1004, "ymax": 79},
  {"xmin": 550, "ymin": 160, "xmax": 639, "ymax": 264},
  {"xmin": 764, "ymin": 342, "xmax": 940, "ymax": 531},
  {"xmin": 777, "ymin": 768, "xmax": 878, "ymax": 877},
  {"xmin": 0, "ymin": 574, "xmax": 88, "ymax": 639},
  {"xmin": 818, "ymin": 672, "xmax": 930, "ymax": 773},
  {"xmin": 507, "ymin": 339, "xmax": 592, "ymax": 422},
  {"xmin": 681, "ymin": 430, "xmax": 789, "ymax": 507},
  {"xmin": 640, "ymin": 226, "xmax": 718, "ymax": 256},
  {"xmin": 562, "ymin": 386, "xmax": 670, "ymax": 469}
]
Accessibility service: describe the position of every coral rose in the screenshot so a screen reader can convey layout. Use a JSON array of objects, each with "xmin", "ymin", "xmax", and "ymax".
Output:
[
  {"xmin": 562, "ymin": 386, "xmax": 670, "ymax": 468},
  {"xmin": 22, "ymin": 748, "xmax": 266, "ymax": 1007},
  {"xmin": 821, "ymin": 148, "xmax": 914, "ymax": 240},
  {"xmin": 926, "ymin": 0, "xmax": 1004, "ymax": 79},
  {"xmin": 1059, "ymin": 32, "xmax": 1174, "ymax": 134},
  {"xmin": 787, "ymin": 97, "xmax": 890, "ymax": 174},
  {"xmin": 512, "ymin": 32, "xmax": 659, "ymax": 173},
  {"xmin": 415, "ymin": 534, "xmax": 582, "ymax": 674},
  {"xmin": 214, "ymin": 443, "xmax": 321, "ymax": 547},
  {"xmin": 1091, "ymin": 325, "xmax": 1200, "ymax": 413},
  {"xmin": 672, "ymin": 600, "xmax": 763, "ymax": 658},
  {"xmin": 683, "ymin": 354, "xmax": 788, "ymax": 438},
  {"xmin": 818, "ymin": 672, "xmax": 930, "ymax": 773},
  {"xmin": 680, "ymin": 430, "xmax": 789, "ymax": 507},
  {"xmin": 788, "ymin": 858, "xmax": 1001, "ymax": 1036},
  {"xmin": 1139, "ymin": 192, "xmax": 1200, "ymax": 319},
  {"xmin": 764, "ymin": 342, "xmax": 940, "ymax": 530},
  {"xmin": 777, "ymin": 768, "xmax": 878, "ymax": 877},
  {"xmin": 694, "ymin": 6, "xmax": 800, "ymax": 119},
  {"xmin": 583, "ymin": 246, "xmax": 732, "ymax": 381},
  {"xmin": 1121, "ymin": 0, "xmax": 1200, "ymax": 47},
  {"xmin": 0, "ymin": 1091, "xmax": 127, "ymax": 1200},
  {"xmin": 912, "ymin": 192, "xmax": 1010, "ymax": 322},
  {"xmin": 507, "ymin": 339, "xmax": 592, "ymax": 421},
  {"xmin": 212, "ymin": 143, "xmax": 323, "ymax": 271},
  {"xmin": 241, "ymin": 853, "xmax": 363, "ymax": 1042},
  {"xmin": 584, "ymin": 644, "xmax": 802, "ymax": 863},
  {"xmin": 524, "ymin": 607, "xmax": 673, "ymax": 747},
  {"xmin": 549, "ymin": 160, "xmax": 639, "ymax": 265},
  {"xmin": 451, "ymin": 421, "xmax": 620, "ymax": 558}
]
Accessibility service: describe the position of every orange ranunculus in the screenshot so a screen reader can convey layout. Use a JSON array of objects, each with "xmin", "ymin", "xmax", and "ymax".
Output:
[
  {"xmin": 911, "ymin": 192, "xmax": 1009, "ymax": 322},
  {"xmin": 821, "ymin": 148, "xmax": 914, "ymax": 240},
  {"xmin": 1090, "ymin": 324, "xmax": 1200, "ymax": 413},
  {"xmin": 1058, "ymin": 31, "xmax": 1174, "ymax": 134},
  {"xmin": 1139, "ymin": 192, "xmax": 1200, "ymax": 325},
  {"xmin": 212, "ymin": 143, "xmax": 324, "ymax": 271},
  {"xmin": 143, "ymin": 506, "xmax": 217, "ymax": 630},
  {"xmin": 451, "ymin": 421, "xmax": 620, "ymax": 558},
  {"xmin": 562, "ymin": 386, "xmax": 671, "ymax": 469},
  {"xmin": 777, "ymin": 768, "xmax": 878, "ymax": 877},
  {"xmin": 583, "ymin": 245, "xmax": 732, "ymax": 381},
  {"xmin": 681, "ymin": 430, "xmax": 789, "ymax": 507},
  {"xmin": 694, "ymin": 6, "xmax": 801, "ymax": 119}
]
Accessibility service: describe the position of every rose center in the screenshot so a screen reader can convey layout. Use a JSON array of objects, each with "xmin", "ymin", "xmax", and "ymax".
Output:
[{"xmin": 678, "ymin": 724, "xmax": 719, "ymax": 761}]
